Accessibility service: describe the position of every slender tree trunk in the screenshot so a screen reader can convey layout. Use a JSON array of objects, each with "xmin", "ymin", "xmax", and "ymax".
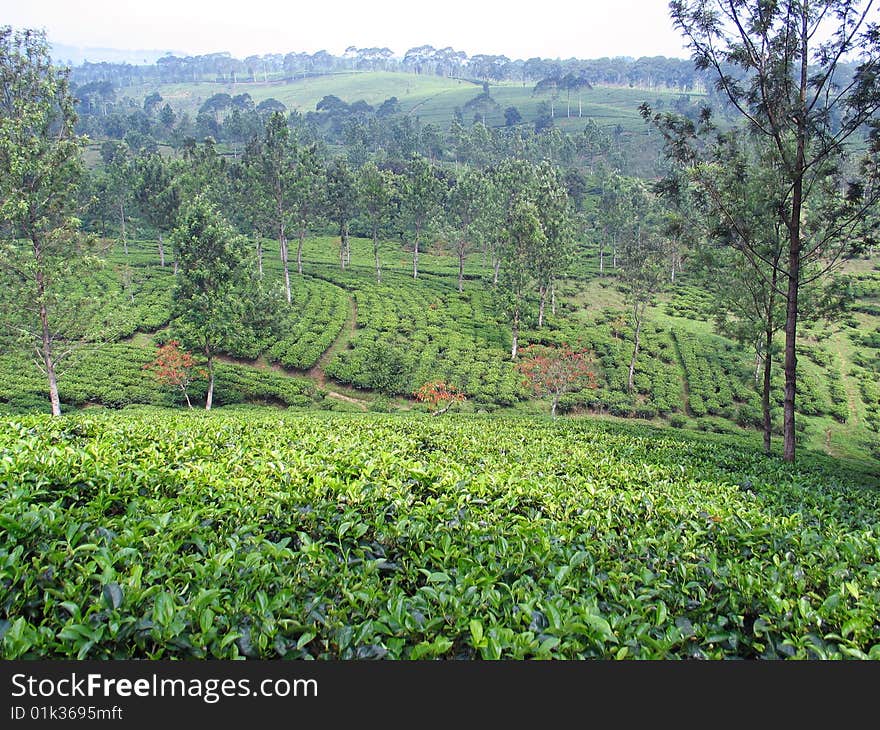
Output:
[
  {"xmin": 373, "ymin": 229, "xmax": 381, "ymax": 283},
  {"xmin": 413, "ymin": 227, "xmax": 420, "ymax": 279},
  {"xmin": 538, "ymin": 285, "xmax": 546, "ymax": 328},
  {"xmin": 182, "ymin": 386, "xmax": 193, "ymax": 409},
  {"xmin": 298, "ymin": 224, "xmax": 306, "ymax": 275},
  {"xmin": 34, "ymin": 248, "xmax": 61, "ymax": 417},
  {"xmin": 119, "ymin": 202, "xmax": 128, "ymax": 255},
  {"xmin": 551, "ymin": 393, "xmax": 560, "ymax": 419},
  {"xmin": 493, "ymin": 256, "xmax": 500, "ymax": 286},
  {"xmin": 511, "ymin": 305, "xmax": 520, "ymax": 360},
  {"xmin": 458, "ymin": 243, "xmax": 465, "ymax": 293},
  {"xmin": 205, "ymin": 349, "xmax": 214, "ymax": 411},
  {"xmin": 783, "ymin": 13, "xmax": 809, "ymax": 464},
  {"xmin": 256, "ymin": 238, "xmax": 263, "ymax": 277},
  {"xmin": 173, "ymin": 258, "xmax": 178, "ymax": 275},
  {"xmin": 551, "ymin": 281, "xmax": 556, "ymax": 315},
  {"xmin": 157, "ymin": 232, "xmax": 165, "ymax": 267},
  {"xmin": 762, "ymin": 327, "xmax": 773, "ymax": 455},
  {"xmin": 627, "ymin": 306, "xmax": 643, "ymax": 394},
  {"xmin": 599, "ymin": 242, "xmax": 604, "ymax": 274},
  {"xmin": 280, "ymin": 230, "xmax": 291, "ymax": 303},
  {"xmin": 339, "ymin": 225, "xmax": 348, "ymax": 271}
]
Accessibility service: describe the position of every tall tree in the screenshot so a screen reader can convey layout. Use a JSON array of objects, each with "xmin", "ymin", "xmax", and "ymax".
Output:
[
  {"xmin": 256, "ymin": 112, "xmax": 297, "ymax": 302},
  {"xmin": 292, "ymin": 143, "xmax": 326, "ymax": 276},
  {"xmin": 616, "ymin": 181, "xmax": 667, "ymax": 394},
  {"xmin": 657, "ymin": 0, "xmax": 880, "ymax": 462},
  {"xmin": 133, "ymin": 152, "xmax": 179, "ymax": 268},
  {"xmin": 501, "ymin": 197, "xmax": 544, "ymax": 360},
  {"xmin": 101, "ymin": 141, "xmax": 133, "ymax": 255},
  {"xmin": 401, "ymin": 154, "xmax": 444, "ymax": 279},
  {"xmin": 447, "ymin": 168, "xmax": 489, "ymax": 292},
  {"xmin": 171, "ymin": 197, "xmax": 249, "ymax": 411},
  {"xmin": 0, "ymin": 27, "xmax": 87, "ymax": 416},
  {"xmin": 325, "ymin": 158, "xmax": 358, "ymax": 271},
  {"xmin": 357, "ymin": 161, "xmax": 396, "ymax": 283},
  {"xmin": 533, "ymin": 163, "xmax": 575, "ymax": 326}
]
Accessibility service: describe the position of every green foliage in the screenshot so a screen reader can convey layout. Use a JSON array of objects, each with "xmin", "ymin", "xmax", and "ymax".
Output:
[{"xmin": 2, "ymin": 410, "xmax": 879, "ymax": 660}]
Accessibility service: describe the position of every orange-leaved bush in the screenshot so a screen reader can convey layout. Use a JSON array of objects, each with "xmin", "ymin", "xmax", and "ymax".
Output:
[
  {"xmin": 516, "ymin": 344, "xmax": 597, "ymax": 418},
  {"xmin": 414, "ymin": 380, "xmax": 466, "ymax": 416},
  {"xmin": 143, "ymin": 340, "xmax": 204, "ymax": 409}
]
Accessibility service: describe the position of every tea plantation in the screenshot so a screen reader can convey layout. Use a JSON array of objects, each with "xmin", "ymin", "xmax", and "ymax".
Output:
[
  {"xmin": 2, "ymin": 233, "xmax": 880, "ymax": 466},
  {"xmin": 2, "ymin": 409, "xmax": 879, "ymax": 660}
]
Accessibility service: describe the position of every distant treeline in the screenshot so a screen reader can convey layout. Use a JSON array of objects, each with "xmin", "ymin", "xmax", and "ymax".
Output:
[{"xmin": 68, "ymin": 46, "xmax": 708, "ymax": 92}]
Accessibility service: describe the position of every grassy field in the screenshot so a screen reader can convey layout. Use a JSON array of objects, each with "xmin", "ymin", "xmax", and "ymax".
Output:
[
  {"xmin": 2, "ymin": 408, "xmax": 878, "ymax": 660},
  {"xmin": 125, "ymin": 71, "xmax": 693, "ymax": 132}
]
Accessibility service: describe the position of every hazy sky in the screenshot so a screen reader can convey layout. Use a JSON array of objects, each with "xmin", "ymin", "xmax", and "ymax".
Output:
[{"xmin": 2, "ymin": 0, "xmax": 692, "ymax": 60}]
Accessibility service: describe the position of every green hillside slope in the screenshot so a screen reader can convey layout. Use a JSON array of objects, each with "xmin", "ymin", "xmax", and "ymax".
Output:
[{"xmin": 1, "ymin": 230, "xmax": 877, "ymax": 469}]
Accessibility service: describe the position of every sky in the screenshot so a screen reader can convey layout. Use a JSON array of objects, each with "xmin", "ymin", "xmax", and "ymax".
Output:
[{"xmin": 1, "ymin": 0, "xmax": 692, "ymax": 62}]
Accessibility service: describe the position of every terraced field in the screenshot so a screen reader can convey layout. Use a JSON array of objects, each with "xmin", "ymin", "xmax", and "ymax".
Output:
[{"xmin": 1, "ymin": 230, "xmax": 877, "ymax": 467}]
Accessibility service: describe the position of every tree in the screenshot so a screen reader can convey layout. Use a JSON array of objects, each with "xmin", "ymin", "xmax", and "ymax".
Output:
[
  {"xmin": 501, "ymin": 197, "xmax": 545, "ymax": 360},
  {"xmin": 533, "ymin": 163, "xmax": 575, "ymax": 326},
  {"xmin": 171, "ymin": 197, "xmax": 249, "ymax": 410},
  {"xmin": 325, "ymin": 158, "xmax": 358, "ymax": 271},
  {"xmin": 255, "ymin": 112, "xmax": 297, "ymax": 302},
  {"xmin": 616, "ymin": 181, "xmax": 667, "ymax": 394},
  {"xmin": 504, "ymin": 106, "xmax": 523, "ymax": 126},
  {"xmin": 357, "ymin": 161, "xmax": 396, "ymax": 283},
  {"xmin": 447, "ymin": 169, "xmax": 489, "ymax": 292},
  {"xmin": 685, "ymin": 134, "xmax": 789, "ymax": 453},
  {"xmin": 0, "ymin": 27, "xmax": 87, "ymax": 416},
  {"xmin": 401, "ymin": 155, "xmax": 444, "ymax": 279},
  {"xmin": 144, "ymin": 339, "xmax": 202, "ymax": 408},
  {"xmin": 102, "ymin": 141, "xmax": 133, "ymax": 255},
  {"xmin": 133, "ymin": 152, "xmax": 179, "ymax": 267},
  {"xmin": 656, "ymin": 0, "xmax": 880, "ymax": 462},
  {"xmin": 516, "ymin": 344, "xmax": 598, "ymax": 418},
  {"xmin": 292, "ymin": 143, "xmax": 326, "ymax": 276},
  {"xmin": 414, "ymin": 380, "xmax": 466, "ymax": 415}
]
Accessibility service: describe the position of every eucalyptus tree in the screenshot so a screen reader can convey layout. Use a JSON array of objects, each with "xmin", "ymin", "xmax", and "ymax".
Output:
[
  {"xmin": 533, "ymin": 162, "xmax": 575, "ymax": 326},
  {"xmin": 400, "ymin": 154, "xmax": 444, "ymax": 279},
  {"xmin": 446, "ymin": 168, "xmax": 490, "ymax": 292},
  {"xmin": 0, "ymin": 26, "xmax": 88, "ymax": 415},
  {"xmin": 133, "ymin": 152, "xmax": 179, "ymax": 268},
  {"xmin": 648, "ymin": 0, "xmax": 880, "ymax": 462},
  {"xmin": 255, "ymin": 111, "xmax": 297, "ymax": 302},
  {"xmin": 101, "ymin": 141, "xmax": 133, "ymax": 254},
  {"xmin": 502, "ymin": 197, "xmax": 545, "ymax": 360},
  {"xmin": 615, "ymin": 180, "xmax": 667, "ymax": 394},
  {"xmin": 357, "ymin": 161, "xmax": 397, "ymax": 283},
  {"xmin": 325, "ymin": 158, "xmax": 358, "ymax": 271},
  {"xmin": 292, "ymin": 143, "xmax": 326, "ymax": 276}
]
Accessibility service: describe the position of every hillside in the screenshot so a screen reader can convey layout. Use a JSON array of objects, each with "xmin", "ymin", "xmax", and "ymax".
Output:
[
  {"xmin": 125, "ymin": 71, "xmax": 693, "ymax": 132},
  {"xmin": 1, "ymin": 231, "xmax": 878, "ymax": 470}
]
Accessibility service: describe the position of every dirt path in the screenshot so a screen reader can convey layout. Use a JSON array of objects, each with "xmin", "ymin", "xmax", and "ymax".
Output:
[
  {"xmin": 306, "ymin": 295, "xmax": 368, "ymax": 409},
  {"xmin": 308, "ymin": 295, "xmax": 358, "ymax": 385},
  {"xmin": 670, "ymin": 333, "xmax": 692, "ymax": 415},
  {"xmin": 833, "ymin": 340, "xmax": 860, "ymax": 427}
]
